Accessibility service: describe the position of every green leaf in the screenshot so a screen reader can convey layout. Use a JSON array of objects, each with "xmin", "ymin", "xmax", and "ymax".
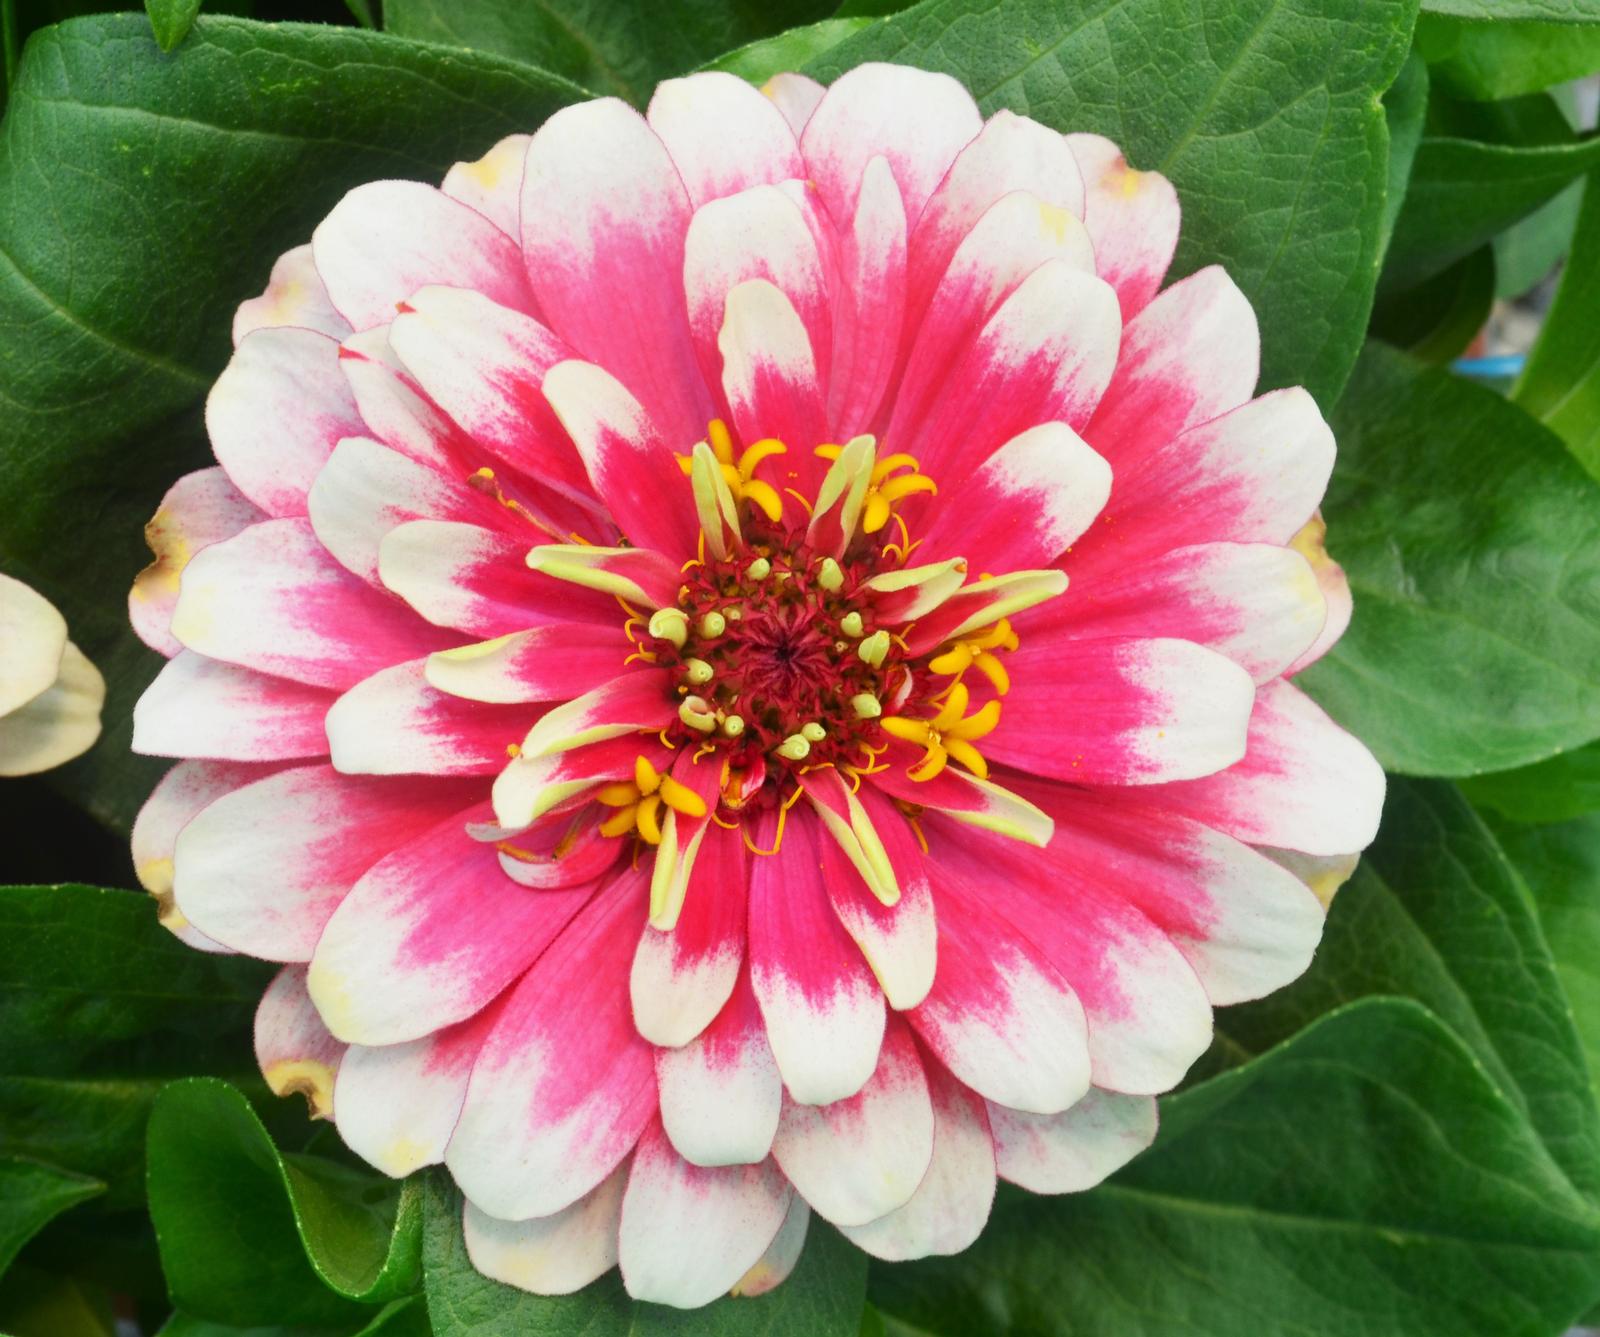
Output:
[
  {"xmin": 1462, "ymin": 742, "xmax": 1600, "ymax": 824},
  {"xmin": 145, "ymin": 0, "xmax": 202, "ymax": 51},
  {"xmin": 1219, "ymin": 779, "xmax": 1600, "ymax": 1201},
  {"xmin": 147, "ymin": 1079, "xmax": 422, "ymax": 1327},
  {"xmin": 1380, "ymin": 51, "xmax": 1430, "ymax": 263},
  {"xmin": 806, "ymin": 0, "xmax": 1418, "ymax": 409},
  {"xmin": 421, "ymin": 1170, "xmax": 867, "ymax": 1336},
  {"xmin": 1369, "ymin": 245, "xmax": 1494, "ymax": 363},
  {"xmin": 1418, "ymin": 14, "xmax": 1600, "ymax": 100},
  {"xmin": 0, "ymin": 884, "xmax": 270, "ymax": 1206},
  {"xmin": 1297, "ymin": 342, "xmax": 1600, "ymax": 775},
  {"xmin": 383, "ymin": 0, "xmax": 836, "ymax": 105},
  {"xmin": 157, "ymin": 1295, "xmax": 431, "ymax": 1336},
  {"xmin": 1423, "ymin": 0, "xmax": 1600, "ymax": 18},
  {"xmin": 871, "ymin": 999, "xmax": 1600, "ymax": 1337},
  {"xmin": 1515, "ymin": 172, "xmax": 1600, "ymax": 478},
  {"xmin": 1494, "ymin": 176, "xmax": 1583, "ymax": 298},
  {"xmin": 705, "ymin": 17, "xmax": 872, "ymax": 82},
  {"xmin": 1491, "ymin": 813, "xmax": 1600, "ymax": 1112},
  {"xmin": 0, "ymin": 13, "xmax": 586, "ymax": 835},
  {"xmin": 0, "ymin": 1158, "xmax": 104, "ymax": 1276},
  {"xmin": 1383, "ymin": 126, "xmax": 1600, "ymax": 290},
  {"xmin": 0, "ymin": 1263, "xmax": 114, "ymax": 1337}
]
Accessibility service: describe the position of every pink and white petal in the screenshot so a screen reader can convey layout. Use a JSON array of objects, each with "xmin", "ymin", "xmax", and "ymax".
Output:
[
  {"xmin": 541, "ymin": 359, "xmax": 698, "ymax": 557},
  {"xmin": 827, "ymin": 156, "xmax": 907, "ymax": 439},
  {"xmin": 172, "ymin": 763, "xmax": 477, "ymax": 960},
  {"xmin": 335, "ymin": 1001, "xmax": 502, "ymax": 1177},
  {"xmin": 907, "ymin": 112, "xmax": 1086, "ymax": 331},
  {"xmin": 378, "ymin": 520, "xmax": 559, "ymax": 639},
  {"xmin": 525, "ymin": 543, "xmax": 683, "ymax": 612},
  {"xmin": 312, "ymin": 181, "xmax": 532, "ymax": 331},
  {"xmin": 618, "ymin": 1118, "xmax": 791, "ymax": 1308},
  {"xmin": 1069, "ymin": 387, "xmax": 1335, "ymax": 576},
  {"xmin": 442, "ymin": 134, "xmax": 532, "ymax": 238},
  {"xmin": 867, "ymin": 755, "xmax": 1054, "ymax": 849},
  {"xmin": 1264, "ymin": 846, "xmax": 1361, "ymax": 910},
  {"xmin": 255, "ymin": 965, "xmax": 344, "ymax": 1119},
  {"xmin": 908, "ymin": 859, "xmax": 1090, "ymax": 1114},
  {"xmin": 937, "ymin": 825, "xmax": 1215, "ymax": 1094},
  {"xmin": 916, "ymin": 422, "xmax": 1110, "ymax": 572},
  {"xmin": 1284, "ymin": 512, "xmax": 1351, "ymax": 674},
  {"xmin": 986, "ymin": 636, "xmax": 1254, "ymax": 786},
  {"xmin": 336, "ymin": 327, "xmax": 464, "ymax": 476},
  {"xmin": 513, "ymin": 669, "xmax": 676, "ymax": 764},
  {"xmin": 208, "ymin": 328, "xmax": 364, "ymax": 517},
  {"xmin": 492, "ymin": 732, "xmax": 666, "ymax": 830},
  {"xmin": 718, "ymin": 279, "xmax": 828, "ymax": 463},
  {"xmin": 308, "ymin": 804, "xmax": 595, "ymax": 1045},
  {"xmin": 657, "ymin": 966, "xmax": 784, "ymax": 1169},
  {"xmin": 133, "ymin": 652, "xmax": 333, "ymax": 762},
  {"xmin": 648, "ymin": 72, "xmax": 803, "ymax": 206},
  {"xmin": 131, "ymin": 758, "xmax": 276, "ymax": 953},
  {"xmin": 463, "ymin": 1161, "xmax": 627, "ymax": 1297},
  {"xmin": 990, "ymin": 1087, "xmax": 1157, "ymax": 1193},
  {"xmin": 1024, "ymin": 783, "xmax": 1325, "ymax": 1006},
  {"xmin": 498, "ymin": 814, "xmax": 622, "ymax": 891},
  {"xmin": 521, "ymin": 99, "xmax": 711, "ymax": 447},
  {"xmin": 308, "ymin": 436, "xmax": 500, "ymax": 586},
  {"xmin": 800, "ymin": 62, "xmax": 982, "ymax": 230},
  {"xmin": 840, "ymin": 1064, "xmax": 995, "ymax": 1261},
  {"xmin": 446, "ymin": 868, "xmax": 658, "ymax": 1219},
  {"xmin": 1066, "ymin": 132, "xmax": 1179, "ymax": 320},
  {"xmin": 819, "ymin": 783, "xmax": 936, "ymax": 1011},
  {"xmin": 1151, "ymin": 678, "xmax": 1385, "ymax": 857},
  {"xmin": 632, "ymin": 822, "xmax": 745, "ymax": 1047},
  {"xmin": 891, "ymin": 189, "xmax": 1096, "ymax": 452},
  {"xmin": 684, "ymin": 186, "xmax": 832, "ymax": 414},
  {"xmin": 233, "ymin": 244, "xmax": 351, "ymax": 345},
  {"xmin": 171, "ymin": 518, "xmax": 456, "ymax": 691},
  {"xmin": 1082, "ymin": 266, "xmax": 1260, "ymax": 476},
  {"xmin": 761, "ymin": 73, "xmax": 825, "ymax": 137},
  {"xmin": 748, "ymin": 806, "xmax": 886, "ymax": 1106},
  {"xmin": 325, "ymin": 659, "xmax": 529, "ymax": 777},
  {"xmin": 770, "ymin": 1015, "xmax": 934, "ymax": 1227},
  {"xmin": 425, "ymin": 624, "xmax": 631, "ymax": 705},
  {"xmin": 1055, "ymin": 542, "xmax": 1326, "ymax": 685},
  {"xmin": 384, "ymin": 287, "xmax": 594, "ymax": 505},
  {"xmin": 732, "ymin": 1194, "xmax": 810, "ymax": 1296},
  {"xmin": 130, "ymin": 468, "xmax": 264, "ymax": 658},
  {"xmin": 905, "ymin": 263, "xmax": 1122, "ymax": 481}
]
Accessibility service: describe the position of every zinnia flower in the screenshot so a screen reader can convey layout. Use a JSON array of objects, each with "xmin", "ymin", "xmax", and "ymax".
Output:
[
  {"xmin": 129, "ymin": 64, "xmax": 1384, "ymax": 1308},
  {"xmin": 1, "ymin": 572, "xmax": 104, "ymax": 776}
]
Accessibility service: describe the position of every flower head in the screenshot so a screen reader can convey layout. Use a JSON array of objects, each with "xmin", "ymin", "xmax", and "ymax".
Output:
[
  {"xmin": 130, "ymin": 63, "xmax": 1383, "ymax": 1308},
  {"xmin": 1, "ymin": 573, "xmax": 103, "ymax": 776}
]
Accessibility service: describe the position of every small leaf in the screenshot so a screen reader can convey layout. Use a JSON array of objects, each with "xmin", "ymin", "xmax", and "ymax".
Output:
[
  {"xmin": 1423, "ymin": 0, "xmax": 1600, "ymax": 18},
  {"xmin": 1298, "ymin": 342, "xmax": 1600, "ymax": 775},
  {"xmin": 0, "ymin": 1158, "xmax": 104, "ymax": 1276},
  {"xmin": 1369, "ymin": 246, "xmax": 1495, "ymax": 364},
  {"xmin": 421, "ymin": 1170, "xmax": 868, "ymax": 1336},
  {"xmin": 1379, "ymin": 51, "xmax": 1430, "ymax": 263},
  {"xmin": 146, "ymin": 1079, "xmax": 422, "ymax": 1326},
  {"xmin": 1515, "ymin": 171, "xmax": 1600, "ymax": 479},
  {"xmin": 706, "ymin": 17, "xmax": 872, "ymax": 83},
  {"xmin": 145, "ymin": 0, "xmax": 203, "ymax": 51},
  {"xmin": 870, "ymin": 1000, "xmax": 1600, "ymax": 1337},
  {"xmin": 1462, "ymin": 741, "xmax": 1600, "ymax": 824},
  {"xmin": 1418, "ymin": 13, "xmax": 1600, "ymax": 100}
]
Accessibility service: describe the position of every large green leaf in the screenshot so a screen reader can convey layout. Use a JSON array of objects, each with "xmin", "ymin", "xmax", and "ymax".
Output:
[
  {"xmin": 1297, "ymin": 342, "xmax": 1600, "ymax": 775},
  {"xmin": 1515, "ymin": 171, "xmax": 1600, "ymax": 479},
  {"xmin": 0, "ymin": 13, "xmax": 584, "ymax": 835},
  {"xmin": 383, "ymin": 0, "xmax": 835, "ymax": 104},
  {"xmin": 871, "ymin": 1000, "xmax": 1600, "ymax": 1337},
  {"xmin": 1491, "ymin": 814, "xmax": 1600, "ymax": 1112},
  {"xmin": 807, "ymin": 0, "xmax": 1417, "ymax": 409},
  {"xmin": 0, "ymin": 884, "xmax": 269, "ymax": 1206},
  {"xmin": 1218, "ymin": 779, "xmax": 1600, "ymax": 1201},
  {"xmin": 1384, "ymin": 128, "xmax": 1600, "ymax": 290},
  {"xmin": 0, "ymin": 1158, "xmax": 103, "ymax": 1276},
  {"xmin": 147, "ymin": 1079, "xmax": 422, "ymax": 1327},
  {"xmin": 421, "ymin": 1170, "xmax": 867, "ymax": 1336}
]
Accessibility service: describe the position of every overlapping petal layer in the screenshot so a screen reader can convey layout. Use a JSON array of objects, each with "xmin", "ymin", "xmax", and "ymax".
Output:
[{"xmin": 132, "ymin": 63, "xmax": 1381, "ymax": 1310}]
